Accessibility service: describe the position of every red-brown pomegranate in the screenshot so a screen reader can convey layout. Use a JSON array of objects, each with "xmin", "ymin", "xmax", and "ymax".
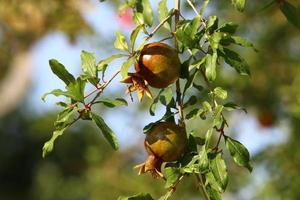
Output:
[
  {"xmin": 135, "ymin": 122, "xmax": 187, "ymax": 177},
  {"xmin": 122, "ymin": 42, "xmax": 181, "ymax": 101}
]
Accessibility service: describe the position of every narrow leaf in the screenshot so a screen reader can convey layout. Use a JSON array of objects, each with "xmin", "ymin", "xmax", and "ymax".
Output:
[
  {"xmin": 114, "ymin": 32, "xmax": 129, "ymax": 51},
  {"xmin": 118, "ymin": 193, "xmax": 154, "ymax": 200},
  {"xmin": 158, "ymin": 0, "xmax": 171, "ymax": 30},
  {"xmin": 91, "ymin": 112, "xmax": 119, "ymax": 150},
  {"xmin": 210, "ymin": 153, "xmax": 228, "ymax": 191},
  {"xmin": 81, "ymin": 50, "xmax": 97, "ymax": 78},
  {"xmin": 95, "ymin": 98, "xmax": 128, "ymax": 108},
  {"xmin": 205, "ymin": 52, "xmax": 218, "ymax": 81},
  {"xmin": 97, "ymin": 54, "xmax": 127, "ymax": 71},
  {"xmin": 142, "ymin": 0, "xmax": 154, "ymax": 27},
  {"xmin": 66, "ymin": 78, "xmax": 86, "ymax": 102},
  {"xmin": 225, "ymin": 136, "xmax": 252, "ymax": 172},
  {"xmin": 164, "ymin": 167, "xmax": 181, "ymax": 188},
  {"xmin": 49, "ymin": 59, "xmax": 75, "ymax": 85},
  {"xmin": 130, "ymin": 25, "xmax": 143, "ymax": 51},
  {"xmin": 42, "ymin": 127, "xmax": 67, "ymax": 158},
  {"xmin": 279, "ymin": 1, "xmax": 300, "ymax": 29},
  {"xmin": 121, "ymin": 57, "xmax": 135, "ymax": 79}
]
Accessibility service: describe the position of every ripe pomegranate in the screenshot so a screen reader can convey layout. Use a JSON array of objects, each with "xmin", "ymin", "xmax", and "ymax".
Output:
[
  {"xmin": 135, "ymin": 122, "xmax": 187, "ymax": 177},
  {"xmin": 122, "ymin": 42, "xmax": 181, "ymax": 101},
  {"xmin": 136, "ymin": 42, "xmax": 181, "ymax": 88}
]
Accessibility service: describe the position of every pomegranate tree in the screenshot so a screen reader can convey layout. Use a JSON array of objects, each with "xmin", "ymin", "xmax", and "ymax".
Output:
[{"xmin": 42, "ymin": 0, "xmax": 255, "ymax": 199}]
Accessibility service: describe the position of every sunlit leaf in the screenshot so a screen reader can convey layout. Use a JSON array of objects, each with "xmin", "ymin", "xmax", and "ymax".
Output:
[
  {"xmin": 205, "ymin": 52, "xmax": 218, "ymax": 81},
  {"xmin": 225, "ymin": 136, "xmax": 252, "ymax": 172},
  {"xmin": 130, "ymin": 25, "xmax": 143, "ymax": 51},
  {"xmin": 164, "ymin": 167, "xmax": 181, "ymax": 188},
  {"xmin": 114, "ymin": 31, "xmax": 129, "ymax": 51},
  {"xmin": 231, "ymin": 0, "xmax": 246, "ymax": 12},
  {"xmin": 81, "ymin": 50, "xmax": 97, "ymax": 78},
  {"xmin": 158, "ymin": 0, "xmax": 171, "ymax": 30},
  {"xmin": 210, "ymin": 153, "xmax": 228, "ymax": 191},
  {"xmin": 121, "ymin": 57, "xmax": 135, "ymax": 79},
  {"xmin": 213, "ymin": 87, "xmax": 227, "ymax": 100}
]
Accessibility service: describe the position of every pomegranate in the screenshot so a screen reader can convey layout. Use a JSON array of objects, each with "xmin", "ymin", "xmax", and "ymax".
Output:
[
  {"xmin": 122, "ymin": 42, "xmax": 181, "ymax": 101},
  {"xmin": 135, "ymin": 122, "xmax": 187, "ymax": 177},
  {"xmin": 136, "ymin": 42, "xmax": 181, "ymax": 88}
]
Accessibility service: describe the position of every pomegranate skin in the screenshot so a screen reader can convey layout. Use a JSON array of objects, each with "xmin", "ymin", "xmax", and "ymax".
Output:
[
  {"xmin": 145, "ymin": 122, "xmax": 187, "ymax": 162},
  {"xmin": 135, "ymin": 42, "xmax": 181, "ymax": 88}
]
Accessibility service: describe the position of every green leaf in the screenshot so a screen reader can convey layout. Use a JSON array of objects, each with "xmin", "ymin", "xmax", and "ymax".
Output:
[
  {"xmin": 114, "ymin": 32, "xmax": 129, "ymax": 51},
  {"xmin": 133, "ymin": 12, "xmax": 144, "ymax": 25},
  {"xmin": 118, "ymin": 193, "xmax": 154, "ymax": 200},
  {"xmin": 204, "ymin": 128, "xmax": 213, "ymax": 149},
  {"xmin": 91, "ymin": 112, "xmax": 119, "ymax": 150},
  {"xmin": 209, "ymin": 32, "xmax": 229, "ymax": 51},
  {"xmin": 199, "ymin": 147, "xmax": 209, "ymax": 172},
  {"xmin": 207, "ymin": 16, "xmax": 218, "ymax": 33},
  {"xmin": 279, "ymin": 1, "xmax": 300, "ymax": 29},
  {"xmin": 141, "ymin": 0, "xmax": 154, "ymax": 27},
  {"xmin": 66, "ymin": 77, "xmax": 86, "ymax": 102},
  {"xmin": 218, "ymin": 22, "xmax": 238, "ymax": 34},
  {"xmin": 183, "ymin": 70, "xmax": 199, "ymax": 96},
  {"xmin": 95, "ymin": 98, "xmax": 128, "ymax": 108},
  {"xmin": 49, "ymin": 59, "xmax": 75, "ymax": 85},
  {"xmin": 225, "ymin": 136, "xmax": 252, "ymax": 172},
  {"xmin": 54, "ymin": 107, "xmax": 78, "ymax": 129},
  {"xmin": 42, "ymin": 127, "xmax": 67, "ymax": 158},
  {"xmin": 186, "ymin": 108, "xmax": 204, "ymax": 120},
  {"xmin": 184, "ymin": 95, "xmax": 197, "ymax": 107},
  {"xmin": 42, "ymin": 89, "xmax": 69, "ymax": 102},
  {"xmin": 213, "ymin": 87, "xmax": 227, "ymax": 100},
  {"xmin": 231, "ymin": 36, "xmax": 256, "ymax": 50},
  {"xmin": 175, "ymin": 16, "xmax": 201, "ymax": 48},
  {"xmin": 149, "ymin": 89, "xmax": 164, "ymax": 116},
  {"xmin": 210, "ymin": 153, "xmax": 228, "ymax": 191},
  {"xmin": 189, "ymin": 56, "xmax": 206, "ymax": 71},
  {"xmin": 81, "ymin": 50, "xmax": 97, "ymax": 79},
  {"xmin": 158, "ymin": 0, "xmax": 171, "ymax": 30},
  {"xmin": 205, "ymin": 183, "xmax": 222, "ymax": 200},
  {"xmin": 231, "ymin": 0, "xmax": 246, "ymax": 12},
  {"xmin": 219, "ymin": 48, "xmax": 250, "ymax": 76},
  {"xmin": 205, "ymin": 52, "xmax": 218, "ymax": 81},
  {"xmin": 97, "ymin": 54, "xmax": 127, "ymax": 71},
  {"xmin": 224, "ymin": 102, "xmax": 247, "ymax": 113},
  {"xmin": 164, "ymin": 167, "xmax": 181, "ymax": 188},
  {"xmin": 202, "ymin": 101, "xmax": 212, "ymax": 113},
  {"xmin": 159, "ymin": 87, "xmax": 173, "ymax": 106},
  {"xmin": 130, "ymin": 25, "xmax": 143, "ymax": 51},
  {"xmin": 212, "ymin": 105, "xmax": 224, "ymax": 127},
  {"xmin": 121, "ymin": 57, "xmax": 135, "ymax": 79}
]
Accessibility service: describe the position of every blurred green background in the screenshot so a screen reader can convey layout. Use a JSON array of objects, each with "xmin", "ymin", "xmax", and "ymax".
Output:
[{"xmin": 0, "ymin": 0, "xmax": 299, "ymax": 199}]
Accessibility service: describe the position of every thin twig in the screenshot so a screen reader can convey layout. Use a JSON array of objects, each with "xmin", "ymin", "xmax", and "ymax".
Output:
[
  {"xmin": 162, "ymin": 175, "xmax": 184, "ymax": 200},
  {"xmin": 195, "ymin": 173, "xmax": 210, "ymax": 200},
  {"xmin": 89, "ymin": 70, "xmax": 120, "ymax": 105},
  {"xmin": 186, "ymin": 0, "xmax": 207, "ymax": 28},
  {"xmin": 146, "ymin": 12, "xmax": 175, "ymax": 40}
]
